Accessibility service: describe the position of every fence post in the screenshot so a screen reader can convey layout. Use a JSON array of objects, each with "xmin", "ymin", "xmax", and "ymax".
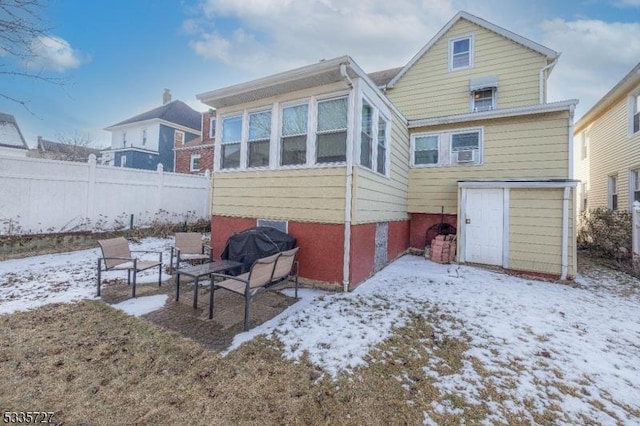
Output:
[
  {"xmin": 633, "ymin": 201, "xmax": 640, "ymax": 256},
  {"xmin": 204, "ymin": 169, "xmax": 212, "ymax": 219},
  {"xmin": 157, "ymin": 163, "xmax": 164, "ymax": 217},
  {"xmin": 87, "ymin": 154, "xmax": 97, "ymax": 226}
]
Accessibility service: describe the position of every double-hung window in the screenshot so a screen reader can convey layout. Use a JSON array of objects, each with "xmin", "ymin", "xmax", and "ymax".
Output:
[
  {"xmin": 377, "ymin": 118, "xmax": 387, "ymax": 174},
  {"xmin": 633, "ymin": 94, "xmax": 640, "ymax": 134},
  {"xmin": 360, "ymin": 101, "xmax": 373, "ymax": 169},
  {"xmin": 632, "ymin": 170, "xmax": 640, "ymax": 206},
  {"xmin": 175, "ymin": 130, "xmax": 184, "ymax": 146},
  {"xmin": 221, "ymin": 115, "xmax": 242, "ymax": 169},
  {"xmin": 281, "ymin": 104, "xmax": 308, "ymax": 166},
  {"xmin": 414, "ymin": 135, "xmax": 439, "ymax": 166},
  {"xmin": 190, "ymin": 154, "xmax": 201, "ymax": 172},
  {"xmin": 609, "ymin": 175, "xmax": 618, "ymax": 210},
  {"xmin": 248, "ymin": 111, "xmax": 271, "ymax": 168},
  {"xmin": 316, "ymin": 97, "xmax": 348, "ymax": 163},
  {"xmin": 450, "ymin": 35, "xmax": 473, "ymax": 70},
  {"xmin": 473, "ymin": 88, "xmax": 495, "ymax": 112}
]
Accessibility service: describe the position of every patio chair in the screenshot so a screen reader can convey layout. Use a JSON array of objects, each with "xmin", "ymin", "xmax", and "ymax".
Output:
[
  {"xmin": 96, "ymin": 237, "xmax": 163, "ymax": 298},
  {"xmin": 270, "ymin": 247, "xmax": 300, "ymax": 297},
  {"xmin": 210, "ymin": 252, "xmax": 281, "ymax": 331},
  {"xmin": 169, "ymin": 232, "xmax": 213, "ymax": 272}
]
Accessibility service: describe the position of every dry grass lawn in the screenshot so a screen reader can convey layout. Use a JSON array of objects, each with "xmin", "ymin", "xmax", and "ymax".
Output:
[{"xmin": 0, "ymin": 298, "xmax": 575, "ymax": 425}]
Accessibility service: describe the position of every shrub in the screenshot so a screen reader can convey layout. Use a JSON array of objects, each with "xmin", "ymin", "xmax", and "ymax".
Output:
[{"xmin": 577, "ymin": 208, "xmax": 632, "ymax": 259}]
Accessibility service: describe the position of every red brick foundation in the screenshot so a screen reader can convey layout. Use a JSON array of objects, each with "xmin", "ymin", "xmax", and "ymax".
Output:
[
  {"xmin": 349, "ymin": 223, "xmax": 376, "ymax": 285},
  {"xmin": 409, "ymin": 213, "xmax": 457, "ymax": 249},
  {"xmin": 211, "ymin": 216, "xmax": 411, "ymax": 288}
]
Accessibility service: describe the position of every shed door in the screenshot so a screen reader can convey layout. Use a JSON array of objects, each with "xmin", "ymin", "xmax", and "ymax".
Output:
[{"xmin": 465, "ymin": 188, "xmax": 503, "ymax": 265}]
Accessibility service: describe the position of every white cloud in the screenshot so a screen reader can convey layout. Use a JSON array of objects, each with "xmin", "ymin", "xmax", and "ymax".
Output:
[
  {"xmin": 28, "ymin": 35, "xmax": 89, "ymax": 72},
  {"xmin": 187, "ymin": 0, "xmax": 456, "ymax": 73},
  {"xmin": 541, "ymin": 18, "xmax": 640, "ymax": 117},
  {"xmin": 616, "ymin": 0, "xmax": 640, "ymax": 7}
]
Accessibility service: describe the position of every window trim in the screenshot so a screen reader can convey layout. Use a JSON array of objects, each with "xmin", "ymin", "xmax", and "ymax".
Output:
[
  {"xmin": 629, "ymin": 90, "xmax": 640, "ymax": 136},
  {"xmin": 449, "ymin": 34, "xmax": 474, "ymax": 72},
  {"xmin": 630, "ymin": 169, "xmax": 640, "ymax": 210},
  {"xmin": 471, "ymin": 88, "xmax": 496, "ymax": 112},
  {"xmin": 315, "ymin": 96, "xmax": 349, "ymax": 165},
  {"xmin": 141, "ymin": 128, "xmax": 147, "ymax": 146},
  {"xmin": 279, "ymin": 101, "xmax": 310, "ymax": 167},
  {"xmin": 190, "ymin": 153, "xmax": 201, "ymax": 172},
  {"xmin": 220, "ymin": 114, "xmax": 243, "ymax": 170},
  {"xmin": 608, "ymin": 175, "xmax": 618, "ymax": 211},
  {"xmin": 174, "ymin": 130, "xmax": 185, "ymax": 146},
  {"xmin": 247, "ymin": 109, "xmax": 272, "ymax": 169},
  {"xmin": 411, "ymin": 127, "xmax": 484, "ymax": 168}
]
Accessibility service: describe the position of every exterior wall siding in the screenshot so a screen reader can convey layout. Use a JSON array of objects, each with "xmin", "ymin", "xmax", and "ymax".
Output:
[
  {"xmin": 584, "ymin": 95, "xmax": 640, "ymax": 211},
  {"xmin": 212, "ymin": 168, "xmax": 347, "ymax": 223},
  {"xmin": 508, "ymin": 188, "xmax": 575, "ymax": 277},
  {"xmin": 387, "ymin": 19, "xmax": 547, "ymax": 120},
  {"xmin": 408, "ymin": 111, "xmax": 570, "ymax": 214},
  {"xmin": 352, "ymin": 111, "xmax": 410, "ymax": 224}
]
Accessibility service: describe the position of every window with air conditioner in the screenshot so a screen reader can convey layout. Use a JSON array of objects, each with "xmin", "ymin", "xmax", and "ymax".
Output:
[
  {"xmin": 472, "ymin": 88, "xmax": 495, "ymax": 112},
  {"xmin": 411, "ymin": 128, "xmax": 482, "ymax": 167}
]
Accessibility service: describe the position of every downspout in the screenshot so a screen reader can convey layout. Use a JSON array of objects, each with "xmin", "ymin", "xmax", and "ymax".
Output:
[
  {"xmin": 341, "ymin": 63, "xmax": 354, "ymax": 292},
  {"xmin": 539, "ymin": 57, "xmax": 559, "ymax": 104},
  {"xmin": 561, "ymin": 186, "xmax": 570, "ymax": 280}
]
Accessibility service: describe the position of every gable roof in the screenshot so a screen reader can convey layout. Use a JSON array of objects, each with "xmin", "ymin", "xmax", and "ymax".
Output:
[
  {"xmin": 575, "ymin": 61, "xmax": 640, "ymax": 133},
  {"xmin": 106, "ymin": 100, "xmax": 201, "ymax": 131},
  {"xmin": 387, "ymin": 11, "xmax": 559, "ymax": 88},
  {"xmin": 0, "ymin": 112, "xmax": 29, "ymax": 150}
]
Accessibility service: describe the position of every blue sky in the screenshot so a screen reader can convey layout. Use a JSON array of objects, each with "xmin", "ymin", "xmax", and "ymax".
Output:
[{"xmin": 1, "ymin": 0, "xmax": 639, "ymax": 148}]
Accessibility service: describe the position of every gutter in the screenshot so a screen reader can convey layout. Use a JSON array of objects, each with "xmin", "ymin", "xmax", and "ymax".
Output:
[
  {"xmin": 341, "ymin": 62, "xmax": 355, "ymax": 292},
  {"xmin": 539, "ymin": 57, "xmax": 559, "ymax": 104}
]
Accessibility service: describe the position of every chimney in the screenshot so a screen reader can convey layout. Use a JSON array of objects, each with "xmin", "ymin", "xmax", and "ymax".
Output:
[{"xmin": 163, "ymin": 89, "xmax": 171, "ymax": 105}]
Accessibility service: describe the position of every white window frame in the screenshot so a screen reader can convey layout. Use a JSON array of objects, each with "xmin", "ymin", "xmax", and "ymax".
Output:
[
  {"xmin": 449, "ymin": 34, "xmax": 474, "ymax": 71},
  {"xmin": 471, "ymin": 88, "xmax": 496, "ymax": 112},
  {"xmin": 247, "ymin": 109, "xmax": 272, "ymax": 169},
  {"xmin": 411, "ymin": 127, "xmax": 483, "ymax": 168},
  {"xmin": 175, "ymin": 130, "xmax": 185, "ymax": 146},
  {"xmin": 209, "ymin": 117, "xmax": 216, "ymax": 138},
  {"xmin": 356, "ymin": 93, "xmax": 390, "ymax": 177},
  {"xmin": 360, "ymin": 99, "xmax": 374, "ymax": 170},
  {"xmin": 630, "ymin": 169, "xmax": 640, "ymax": 210},
  {"xmin": 122, "ymin": 131, "xmax": 127, "ymax": 147},
  {"xmin": 141, "ymin": 128, "xmax": 147, "ymax": 146},
  {"xmin": 190, "ymin": 154, "xmax": 201, "ymax": 172},
  {"xmin": 220, "ymin": 114, "xmax": 242, "ymax": 170},
  {"xmin": 608, "ymin": 175, "xmax": 618, "ymax": 210},
  {"xmin": 376, "ymin": 115, "xmax": 389, "ymax": 175},
  {"xmin": 580, "ymin": 182, "xmax": 588, "ymax": 212},
  {"xmin": 279, "ymin": 101, "xmax": 310, "ymax": 167},
  {"xmin": 629, "ymin": 90, "xmax": 640, "ymax": 136},
  {"xmin": 316, "ymin": 96, "xmax": 349, "ymax": 164}
]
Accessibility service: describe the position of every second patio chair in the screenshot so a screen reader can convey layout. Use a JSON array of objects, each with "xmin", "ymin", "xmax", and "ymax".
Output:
[
  {"xmin": 97, "ymin": 237, "xmax": 163, "ymax": 298},
  {"xmin": 170, "ymin": 232, "xmax": 213, "ymax": 272}
]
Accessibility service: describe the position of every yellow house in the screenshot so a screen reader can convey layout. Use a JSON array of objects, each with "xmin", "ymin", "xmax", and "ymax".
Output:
[
  {"xmin": 574, "ymin": 62, "xmax": 640, "ymax": 213},
  {"xmin": 197, "ymin": 11, "xmax": 578, "ymax": 288}
]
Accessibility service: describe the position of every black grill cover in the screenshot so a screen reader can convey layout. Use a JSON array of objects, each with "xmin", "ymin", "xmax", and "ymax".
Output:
[{"xmin": 221, "ymin": 226, "xmax": 297, "ymax": 275}]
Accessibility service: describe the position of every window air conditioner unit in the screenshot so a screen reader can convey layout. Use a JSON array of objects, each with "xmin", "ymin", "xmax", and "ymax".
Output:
[
  {"xmin": 473, "ymin": 105, "xmax": 493, "ymax": 112},
  {"xmin": 455, "ymin": 149, "xmax": 477, "ymax": 163}
]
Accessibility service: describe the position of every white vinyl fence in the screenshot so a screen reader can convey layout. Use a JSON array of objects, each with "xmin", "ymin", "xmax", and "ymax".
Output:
[{"xmin": 0, "ymin": 154, "xmax": 211, "ymax": 235}]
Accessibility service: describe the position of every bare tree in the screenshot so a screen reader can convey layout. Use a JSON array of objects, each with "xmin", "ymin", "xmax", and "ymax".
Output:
[{"xmin": 0, "ymin": 0, "xmax": 63, "ymax": 110}]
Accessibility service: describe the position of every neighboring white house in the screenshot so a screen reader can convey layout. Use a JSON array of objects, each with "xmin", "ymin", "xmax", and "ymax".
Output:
[{"xmin": 0, "ymin": 113, "xmax": 29, "ymax": 157}]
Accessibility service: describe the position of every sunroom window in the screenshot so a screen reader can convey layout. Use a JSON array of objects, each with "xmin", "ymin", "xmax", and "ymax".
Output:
[
  {"xmin": 361, "ymin": 101, "xmax": 373, "ymax": 169},
  {"xmin": 248, "ymin": 111, "xmax": 271, "ymax": 168},
  {"xmin": 281, "ymin": 104, "xmax": 308, "ymax": 166},
  {"xmin": 221, "ymin": 115, "xmax": 242, "ymax": 169},
  {"xmin": 377, "ymin": 118, "xmax": 387, "ymax": 174},
  {"xmin": 316, "ymin": 97, "xmax": 348, "ymax": 163}
]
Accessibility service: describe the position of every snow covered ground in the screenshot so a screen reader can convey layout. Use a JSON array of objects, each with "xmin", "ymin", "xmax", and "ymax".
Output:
[{"xmin": 1, "ymin": 240, "xmax": 639, "ymax": 423}]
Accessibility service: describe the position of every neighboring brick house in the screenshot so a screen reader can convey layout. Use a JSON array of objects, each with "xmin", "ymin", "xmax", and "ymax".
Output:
[
  {"xmin": 28, "ymin": 136, "xmax": 102, "ymax": 162},
  {"xmin": 197, "ymin": 11, "xmax": 578, "ymax": 288},
  {"xmin": 102, "ymin": 89, "xmax": 201, "ymax": 172},
  {"xmin": 174, "ymin": 110, "xmax": 215, "ymax": 174},
  {"xmin": 0, "ymin": 112, "xmax": 29, "ymax": 157}
]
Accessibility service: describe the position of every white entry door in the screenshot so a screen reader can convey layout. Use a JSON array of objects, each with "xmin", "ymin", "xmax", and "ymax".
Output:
[{"xmin": 464, "ymin": 188, "xmax": 503, "ymax": 265}]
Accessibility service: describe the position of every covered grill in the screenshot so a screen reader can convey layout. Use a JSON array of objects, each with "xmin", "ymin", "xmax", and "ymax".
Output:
[{"xmin": 221, "ymin": 226, "xmax": 297, "ymax": 275}]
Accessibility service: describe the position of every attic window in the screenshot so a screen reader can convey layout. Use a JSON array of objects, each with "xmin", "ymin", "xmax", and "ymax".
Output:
[{"xmin": 449, "ymin": 35, "xmax": 474, "ymax": 71}]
